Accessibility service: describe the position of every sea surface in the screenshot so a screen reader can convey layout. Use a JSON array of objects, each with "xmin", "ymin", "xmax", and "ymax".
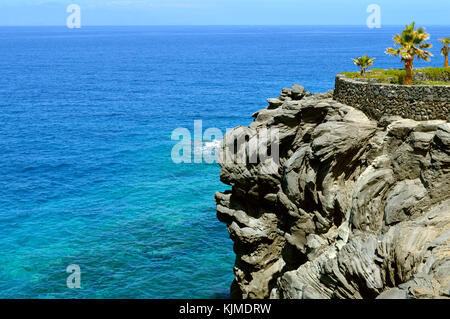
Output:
[{"xmin": 0, "ymin": 26, "xmax": 449, "ymax": 299}]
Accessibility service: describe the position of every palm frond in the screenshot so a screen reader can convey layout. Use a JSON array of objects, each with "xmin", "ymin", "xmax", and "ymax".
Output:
[
  {"xmin": 439, "ymin": 37, "xmax": 450, "ymax": 45},
  {"xmin": 385, "ymin": 22, "xmax": 432, "ymax": 63}
]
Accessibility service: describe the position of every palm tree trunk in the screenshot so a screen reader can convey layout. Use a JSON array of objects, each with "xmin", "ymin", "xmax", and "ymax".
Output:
[
  {"xmin": 445, "ymin": 54, "xmax": 449, "ymax": 68},
  {"xmin": 360, "ymin": 67, "xmax": 365, "ymax": 76},
  {"xmin": 404, "ymin": 60, "xmax": 413, "ymax": 85}
]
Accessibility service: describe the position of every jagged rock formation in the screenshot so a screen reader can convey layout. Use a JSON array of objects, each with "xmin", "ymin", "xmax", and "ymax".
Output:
[{"xmin": 215, "ymin": 85, "xmax": 450, "ymax": 299}]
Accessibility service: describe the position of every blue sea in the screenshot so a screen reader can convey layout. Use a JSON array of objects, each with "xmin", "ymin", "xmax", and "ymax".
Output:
[{"xmin": 0, "ymin": 26, "xmax": 449, "ymax": 299}]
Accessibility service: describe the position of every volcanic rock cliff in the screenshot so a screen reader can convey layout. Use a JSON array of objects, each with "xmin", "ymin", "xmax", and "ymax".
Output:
[{"xmin": 215, "ymin": 85, "xmax": 450, "ymax": 299}]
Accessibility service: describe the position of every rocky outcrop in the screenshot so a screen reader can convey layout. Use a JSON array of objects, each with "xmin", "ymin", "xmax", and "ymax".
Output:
[{"xmin": 215, "ymin": 85, "xmax": 450, "ymax": 299}]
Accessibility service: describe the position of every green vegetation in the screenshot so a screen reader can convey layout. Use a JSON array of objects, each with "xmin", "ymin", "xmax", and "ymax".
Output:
[
  {"xmin": 352, "ymin": 55, "xmax": 376, "ymax": 75},
  {"xmin": 342, "ymin": 22, "xmax": 449, "ymax": 86},
  {"xmin": 340, "ymin": 68, "xmax": 406, "ymax": 84},
  {"xmin": 340, "ymin": 67, "xmax": 450, "ymax": 85},
  {"xmin": 419, "ymin": 67, "xmax": 450, "ymax": 80},
  {"xmin": 385, "ymin": 22, "xmax": 433, "ymax": 85},
  {"xmin": 439, "ymin": 37, "xmax": 450, "ymax": 68}
]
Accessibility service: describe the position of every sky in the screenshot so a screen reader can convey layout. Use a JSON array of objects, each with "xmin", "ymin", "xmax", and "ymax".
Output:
[{"xmin": 0, "ymin": 0, "xmax": 448, "ymax": 26}]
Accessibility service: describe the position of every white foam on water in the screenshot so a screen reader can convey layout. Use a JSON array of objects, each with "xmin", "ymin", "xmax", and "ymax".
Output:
[{"xmin": 193, "ymin": 139, "xmax": 222, "ymax": 162}]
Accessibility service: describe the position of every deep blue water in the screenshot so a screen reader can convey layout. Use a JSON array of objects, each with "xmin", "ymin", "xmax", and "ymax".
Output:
[{"xmin": 0, "ymin": 26, "xmax": 449, "ymax": 299}]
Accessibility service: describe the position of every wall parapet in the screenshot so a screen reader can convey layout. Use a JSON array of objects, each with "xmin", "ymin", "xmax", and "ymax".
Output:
[{"xmin": 333, "ymin": 74, "xmax": 450, "ymax": 121}]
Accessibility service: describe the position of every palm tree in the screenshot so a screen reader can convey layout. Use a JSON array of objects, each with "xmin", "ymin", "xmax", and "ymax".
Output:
[
  {"xmin": 385, "ymin": 22, "xmax": 433, "ymax": 85},
  {"xmin": 439, "ymin": 37, "xmax": 450, "ymax": 68},
  {"xmin": 352, "ymin": 55, "xmax": 376, "ymax": 76}
]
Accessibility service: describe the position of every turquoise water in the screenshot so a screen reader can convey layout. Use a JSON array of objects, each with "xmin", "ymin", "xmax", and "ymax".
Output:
[{"xmin": 0, "ymin": 26, "xmax": 449, "ymax": 298}]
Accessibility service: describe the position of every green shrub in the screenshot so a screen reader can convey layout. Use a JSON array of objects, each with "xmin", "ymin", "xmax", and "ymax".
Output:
[
  {"xmin": 417, "ymin": 67, "xmax": 450, "ymax": 80},
  {"xmin": 339, "ymin": 67, "xmax": 450, "ymax": 85}
]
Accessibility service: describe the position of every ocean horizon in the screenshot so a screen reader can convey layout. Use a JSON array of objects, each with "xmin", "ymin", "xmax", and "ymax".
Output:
[{"xmin": 1, "ymin": 25, "xmax": 449, "ymax": 299}]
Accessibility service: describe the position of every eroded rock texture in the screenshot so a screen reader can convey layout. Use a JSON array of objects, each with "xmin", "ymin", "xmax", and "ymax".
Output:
[{"xmin": 215, "ymin": 85, "xmax": 450, "ymax": 299}]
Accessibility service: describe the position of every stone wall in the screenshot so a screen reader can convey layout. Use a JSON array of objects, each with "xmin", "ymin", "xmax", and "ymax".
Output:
[{"xmin": 333, "ymin": 74, "xmax": 450, "ymax": 121}]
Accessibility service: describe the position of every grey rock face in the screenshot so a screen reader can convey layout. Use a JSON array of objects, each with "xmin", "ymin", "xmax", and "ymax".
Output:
[{"xmin": 215, "ymin": 85, "xmax": 450, "ymax": 299}]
